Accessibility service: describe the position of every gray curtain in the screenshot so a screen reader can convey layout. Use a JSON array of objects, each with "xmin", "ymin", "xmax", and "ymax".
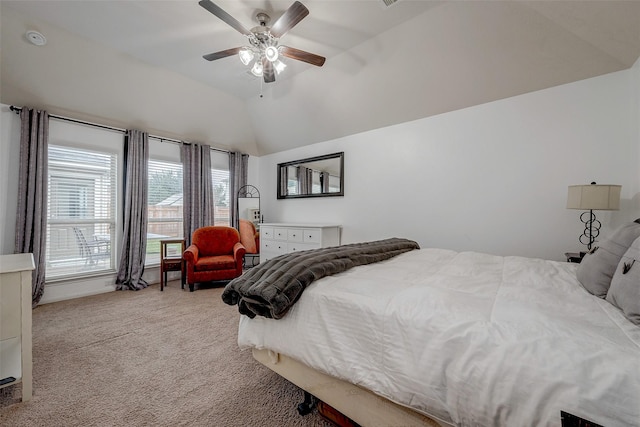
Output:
[
  {"xmin": 321, "ymin": 171, "xmax": 330, "ymax": 193},
  {"xmin": 279, "ymin": 165, "xmax": 289, "ymax": 197},
  {"xmin": 181, "ymin": 142, "xmax": 213, "ymax": 248},
  {"xmin": 298, "ymin": 166, "xmax": 313, "ymax": 195},
  {"xmin": 229, "ymin": 152, "xmax": 248, "ymax": 229},
  {"xmin": 116, "ymin": 130, "xmax": 149, "ymax": 290},
  {"xmin": 15, "ymin": 108, "xmax": 49, "ymax": 307}
]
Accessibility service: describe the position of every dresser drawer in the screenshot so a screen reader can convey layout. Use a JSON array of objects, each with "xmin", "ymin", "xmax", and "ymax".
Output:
[
  {"xmin": 303, "ymin": 229, "xmax": 322, "ymax": 244},
  {"xmin": 262, "ymin": 240, "xmax": 287, "ymax": 253},
  {"xmin": 288, "ymin": 242, "xmax": 320, "ymax": 253},
  {"xmin": 287, "ymin": 229, "xmax": 304, "ymax": 242},
  {"xmin": 261, "ymin": 249, "xmax": 283, "ymax": 262},
  {"xmin": 260, "ymin": 226, "xmax": 274, "ymax": 240},
  {"xmin": 273, "ymin": 228, "xmax": 288, "ymax": 241}
]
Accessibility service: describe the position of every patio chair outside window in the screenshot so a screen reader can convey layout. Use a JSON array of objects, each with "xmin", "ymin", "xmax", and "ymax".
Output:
[{"xmin": 72, "ymin": 227, "xmax": 110, "ymax": 265}]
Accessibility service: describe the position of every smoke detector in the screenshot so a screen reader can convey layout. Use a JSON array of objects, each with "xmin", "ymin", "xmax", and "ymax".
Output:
[{"xmin": 25, "ymin": 30, "xmax": 47, "ymax": 46}]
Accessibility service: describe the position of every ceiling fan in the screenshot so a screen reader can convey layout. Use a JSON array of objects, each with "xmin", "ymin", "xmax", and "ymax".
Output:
[{"xmin": 198, "ymin": 0, "xmax": 325, "ymax": 83}]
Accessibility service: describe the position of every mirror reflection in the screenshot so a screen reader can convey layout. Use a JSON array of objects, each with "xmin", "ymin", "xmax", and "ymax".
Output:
[
  {"xmin": 277, "ymin": 152, "xmax": 344, "ymax": 199},
  {"xmin": 237, "ymin": 185, "xmax": 260, "ymax": 226}
]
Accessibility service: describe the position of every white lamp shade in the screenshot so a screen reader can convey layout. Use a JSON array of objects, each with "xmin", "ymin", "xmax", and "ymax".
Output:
[
  {"xmin": 274, "ymin": 60, "xmax": 286, "ymax": 74},
  {"xmin": 238, "ymin": 48, "xmax": 254, "ymax": 66},
  {"xmin": 567, "ymin": 184, "xmax": 621, "ymax": 210},
  {"xmin": 251, "ymin": 61, "xmax": 263, "ymax": 77}
]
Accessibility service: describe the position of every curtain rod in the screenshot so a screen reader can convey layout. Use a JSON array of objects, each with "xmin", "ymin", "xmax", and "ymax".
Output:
[{"xmin": 9, "ymin": 105, "xmax": 229, "ymax": 154}]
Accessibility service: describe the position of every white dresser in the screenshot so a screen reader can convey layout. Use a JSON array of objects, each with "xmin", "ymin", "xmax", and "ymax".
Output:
[
  {"xmin": 260, "ymin": 223, "xmax": 341, "ymax": 263},
  {"xmin": 0, "ymin": 253, "xmax": 34, "ymax": 402}
]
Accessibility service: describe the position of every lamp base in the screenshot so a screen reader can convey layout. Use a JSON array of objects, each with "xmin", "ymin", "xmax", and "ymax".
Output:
[{"xmin": 578, "ymin": 210, "xmax": 600, "ymax": 251}]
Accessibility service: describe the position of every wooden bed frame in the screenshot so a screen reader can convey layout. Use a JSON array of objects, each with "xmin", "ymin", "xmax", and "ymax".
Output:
[{"xmin": 252, "ymin": 348, "xmax": 450, "ymax": 427}]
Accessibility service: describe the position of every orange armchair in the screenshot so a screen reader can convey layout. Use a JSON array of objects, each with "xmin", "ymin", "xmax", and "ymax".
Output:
[
  {"xmin": 183, "ymin": 226, "xmax": 246, "ymax": 292},
  {"xmin": 238, "ymin": 219, "xmax": 260, "ymax": 267}
]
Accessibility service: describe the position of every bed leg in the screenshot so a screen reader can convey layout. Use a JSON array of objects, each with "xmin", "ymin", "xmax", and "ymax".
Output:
[{"xmin": 297, "ymin": 391, "xmax": 316, "ymax": 416}]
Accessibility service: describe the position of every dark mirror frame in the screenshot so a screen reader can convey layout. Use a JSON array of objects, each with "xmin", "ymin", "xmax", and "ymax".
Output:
[{"xmin": 277, "ymin": 152, "xmax": 344, "ymax": 199}]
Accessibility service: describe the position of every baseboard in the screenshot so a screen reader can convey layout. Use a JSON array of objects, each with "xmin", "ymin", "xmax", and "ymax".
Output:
[
  {"xmin": 40, "ymin": 274, "xmax": 117, "ymax": 304},
  {"xmin": 39, "ymin": 265, "xmax": 173, "ymax": 304}
]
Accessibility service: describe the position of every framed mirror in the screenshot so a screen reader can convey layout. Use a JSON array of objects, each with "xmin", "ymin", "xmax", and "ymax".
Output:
[{"xmin": 277, "ymin": 152, "xmax": 344, "ymax": 199}]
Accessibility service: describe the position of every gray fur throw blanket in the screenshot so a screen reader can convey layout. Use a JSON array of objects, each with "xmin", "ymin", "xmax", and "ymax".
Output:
[{"xmin": 222, "ymin": 237, "xmax": 420, "ymax": 319}]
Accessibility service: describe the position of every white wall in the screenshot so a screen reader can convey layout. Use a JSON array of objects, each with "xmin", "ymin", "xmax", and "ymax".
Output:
[
  {"xmin": 0, "ymin": 106, "xmax": 21, "ymax": 255},
  {"xmin": 257, "ymin": 69, "xmax": 639, "ymax": 261}
]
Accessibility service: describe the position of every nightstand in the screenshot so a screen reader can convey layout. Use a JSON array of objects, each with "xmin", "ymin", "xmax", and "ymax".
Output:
[
  {"xmin": 565, "ymin": 252, "xmax": 585, "ymax": 263},
  {"xmin": 160, "ymin": 239, "xmax": 185, "ymax": 291}
]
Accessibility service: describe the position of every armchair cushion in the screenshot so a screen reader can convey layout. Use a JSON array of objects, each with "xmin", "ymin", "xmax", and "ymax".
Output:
[{"xmin": 195, "ymin": 254, "xmax": 236, "ymax": 271}]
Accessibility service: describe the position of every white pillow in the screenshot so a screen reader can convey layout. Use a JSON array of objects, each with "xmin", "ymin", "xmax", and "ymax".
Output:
[
  {"xmin": 576, "ymin": 220, "xmax": 640, "ymax": 298},
  {"xmin": 606, "ymin": 235, "xmax": 640, "ymax": 325}
]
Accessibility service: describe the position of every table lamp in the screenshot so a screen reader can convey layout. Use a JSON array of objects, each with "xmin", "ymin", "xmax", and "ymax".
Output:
[{"xmin": 567, "ymin": 182, "xmax": 621, "ymax": 251}]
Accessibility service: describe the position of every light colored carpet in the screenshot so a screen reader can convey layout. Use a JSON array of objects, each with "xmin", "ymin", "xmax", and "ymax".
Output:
[{"xmin": 0, "ymin": 281, "xmax": 333, "ymax": 427}]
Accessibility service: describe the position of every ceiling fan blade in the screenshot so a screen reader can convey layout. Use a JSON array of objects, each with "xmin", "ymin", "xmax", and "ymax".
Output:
[
  {"xmin": 262, "ymin": 58, "xmax": 276, "ymax": 83},
  {"xmin": 203, "ymin": 47, "xmax": 242, "ymax": 61},
  {"xmin": 198, "ymin": 0, "xmax": 251, "ymax": 36},
  {"xmin": 270, "ymin": 1, "xmax": 309, "ymax": 39},
  {"xmin": 279, "ymin": 46, "xmax": 325, "ymax": 67}
]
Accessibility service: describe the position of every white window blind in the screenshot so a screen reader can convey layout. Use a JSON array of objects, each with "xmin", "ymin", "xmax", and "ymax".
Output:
[
  {"xmin": 212, "ymin": 168, "xmax": 230, "ymax": 226},
  {"xmin": 46, "ymin": 145, "xmax": 117, "ymax": 278},
  {"xmin": 146, "ymin": 159, "xmax": 183, "ymax": 265},
  {"xmin": 210, "ymin": 150, "xmax": 230, "ymax": 226}
]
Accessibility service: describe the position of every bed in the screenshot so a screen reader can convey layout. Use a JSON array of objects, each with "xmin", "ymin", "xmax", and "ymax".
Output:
[{"xmin": 225, "ymin": 240, "xmax": 640, "ymax": 426}]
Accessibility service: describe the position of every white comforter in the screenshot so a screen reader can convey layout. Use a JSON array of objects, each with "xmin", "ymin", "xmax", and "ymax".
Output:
[{"xmin": 237, "ymin": 249, "xmax": 640, "ymax": 426}]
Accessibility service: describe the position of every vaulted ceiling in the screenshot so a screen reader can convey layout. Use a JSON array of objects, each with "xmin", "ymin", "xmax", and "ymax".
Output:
[{"xmin": 2, "ymin": 1, "xmax": 640, "ymax": 156}]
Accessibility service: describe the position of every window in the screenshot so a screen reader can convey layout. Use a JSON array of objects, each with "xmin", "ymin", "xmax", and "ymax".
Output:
[
  {"xmin": 46, "ymin": 145, "xmax": 117, "ymax": 278},
  {"xmin": 212, "ymin": 168, "xmax": 230, "ymax": 226},
  {"xmin": 287, "ymin": 165, "xmax": 299, "ymax": 196},
  {"xmin": 146, "ymin": 159, "xmax": 183, "ymax": 264},
  {"xmin": 211, "ymin": 150, "xmax": 230, "ymax": 227},
  {"xmin": 43, "ymin": 125, "xmax": 231, "ymax": 275}
]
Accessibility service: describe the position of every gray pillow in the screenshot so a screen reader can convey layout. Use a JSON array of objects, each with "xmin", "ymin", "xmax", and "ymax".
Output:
[
  {"xmin": 576, "ymin": 219, "xmax": 640, "ymax": 298},
  {"xmin": 606, "ymin": 235, "xmax": 640, "ymax": 325}
]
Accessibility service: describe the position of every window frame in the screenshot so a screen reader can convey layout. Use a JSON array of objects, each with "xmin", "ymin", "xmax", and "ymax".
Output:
[{"xmin": 45, "ymin": 140, "xmax": 120, "ymax": 280}]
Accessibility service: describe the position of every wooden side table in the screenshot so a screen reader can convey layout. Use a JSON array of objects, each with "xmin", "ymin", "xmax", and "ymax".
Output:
[{"xmin": 160, "ymin": 239, "xmax": 185, "ymax": 291}]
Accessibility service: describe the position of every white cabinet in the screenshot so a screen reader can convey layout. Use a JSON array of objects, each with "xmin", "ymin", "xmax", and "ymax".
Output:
[
  {"xmin": 260, "ymin": 223, "xmax": 341, "ymax": 263},
  {"xmin": 0, "ymin": 253, "xmax": 34, "ymax": 402}
]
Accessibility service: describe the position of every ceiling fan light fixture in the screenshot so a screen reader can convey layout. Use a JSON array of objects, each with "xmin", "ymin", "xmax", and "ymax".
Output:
[
  {"xmin": 199, "ymin": 0, "xmax": 326, "ymax": 84},
  {"xmin": 238, "ymin": 47, "xmax": 254, "ymax": 66},
  {"xmin": 274, "ymin": 60, "xmax": 287, "ymax": 74},
  {"xmin": 251, "ymin": 61, "xmax": 264, "ymax": 77},
  {"xmin": 265, "ymin": 46, "xmax": 279, "ymax": 62}
]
